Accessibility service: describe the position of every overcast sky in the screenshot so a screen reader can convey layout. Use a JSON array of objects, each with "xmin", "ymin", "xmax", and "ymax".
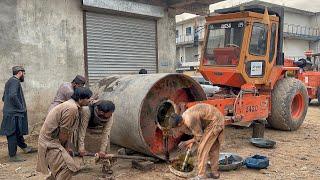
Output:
[{"xmin": 177, "ymin": 0, "xmax": 320, "ymax": 21}]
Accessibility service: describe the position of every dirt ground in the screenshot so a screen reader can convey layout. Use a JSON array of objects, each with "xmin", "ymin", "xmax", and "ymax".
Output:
[{"xmin": 0, "ymin": 103, "xmax": 320, "ymax": 180}]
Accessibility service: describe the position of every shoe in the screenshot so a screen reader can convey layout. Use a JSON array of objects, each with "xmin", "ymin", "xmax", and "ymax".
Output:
[
  {"xmin": 22, "ymin": 146, "xmax": 38, "ymax": 154},
  {"xmin": 207, "ymin": 172, "xmax": 220, "ymax": 179},
  {"xmin": 9, "ymin": 155, "xmax": 26, "ymax": 162}
]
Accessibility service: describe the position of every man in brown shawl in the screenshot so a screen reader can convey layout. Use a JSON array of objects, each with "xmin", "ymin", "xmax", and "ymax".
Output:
[
  {"xmin": 170, "ymin": 103, "xmax": 224, "ymax": 179},
  {"xmin": 36, "ymin": 87, "xmax": 92, "ymax": 180}
]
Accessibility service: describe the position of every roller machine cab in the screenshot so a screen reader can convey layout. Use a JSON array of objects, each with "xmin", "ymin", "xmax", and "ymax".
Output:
[{"xmin": 187, "ymin": 5, "xmax": 309, "ymax": 130}]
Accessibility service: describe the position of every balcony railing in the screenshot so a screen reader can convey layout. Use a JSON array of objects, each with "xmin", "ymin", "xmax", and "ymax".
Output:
[
  {"xmin": 176, "ymin": 34, "xmax": 194, "ymax": 44},
  {"xmin": 283, "ymin": 23, "xmax": 320, "ymax": 41},
  {"xmin": 176, "ymin": 30, "xmax": 205, "ymax": 44}
]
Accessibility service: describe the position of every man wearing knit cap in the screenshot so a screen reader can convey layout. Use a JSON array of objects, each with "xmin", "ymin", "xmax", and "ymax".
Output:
[
  {"xmin": 48, "ymin": 75, "xmax": 87, "ymax": 112},
  {"xmin": 0, "ymin": 66, "xmax": 37, "ymax": 162}
]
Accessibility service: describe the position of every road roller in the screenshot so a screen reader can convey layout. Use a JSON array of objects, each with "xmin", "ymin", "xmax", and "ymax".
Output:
[{"xmin": 89, "ymin": 5, "xmax": 308, "ymax": 160}]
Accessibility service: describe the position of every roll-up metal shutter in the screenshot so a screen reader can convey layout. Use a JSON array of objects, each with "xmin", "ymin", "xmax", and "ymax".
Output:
[
  {"xmin": 185, "ymin": 46, "xmax": 198, "ymax": 62},
  {"xmin": 85, "ymin": 12, "xmax": 157, "ymax": 84}
]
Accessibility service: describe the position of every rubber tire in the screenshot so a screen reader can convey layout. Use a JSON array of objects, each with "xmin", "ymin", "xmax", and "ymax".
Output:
[
  {"xmin": 308, "ymin": 98, "xmax": 311, "ymax": 105},
  {"xmin": 267, "ymin": 78, "xmax": 308, "ymax": 131},
  {"xmin": 317, "ymin": 87, "xmax": 320, "ymax": 105},
  {"xmin": 168, "ymin": 164, "xmax": 195, "ymax": 178}
]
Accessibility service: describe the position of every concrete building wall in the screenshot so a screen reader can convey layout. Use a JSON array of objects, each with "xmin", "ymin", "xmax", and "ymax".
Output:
[
  {"xmin": 285, "ymin": 12, "xmax": 311, "ymax": 27},
  {"xmin": 157, "ymin": 9, "xmax": 177, "ymax": 72},
  {"xmin": 183, "ymin": 22, "xmax": 195, "ymax": 36},
  {"xmin": 176, "ymin": 25, "xmax": 183, "ymax": 37},
  {"xmin": 311, "ymin": 13, "xmax": 320, "ymax": 27},
  {"xmin": 310, "ymin": 41, "xmax": 320, "ymax": 54},
  {"xmin": 283, "ymin": 39, "xmax": 309, "ymax": 59},
  {"xmin": 283, "ymin": 11, "xmax": 319, "ymax": 57},
  {"xmin": 176, "ymin": 47, "xmax": 181, "ymax": 62},
  {"xmin": 177, "ymin": 21, "xmax": 195, "ymax": 36},
  {"xmin": 311, "ymin": 13, "xmax": 320, "ymax": 53},
  {"xmin": 0, "ymin": 0, "xmax": 180, "ymax": 128},
  {"xmin": 0, "ymin": 0, "xmax": 84, "ymax": 127},
  {"xmin": 198, "ymin": 18, "xmax": 206, "ymax": 27},
  {"xmin": 176, "ymin": 19, "xmax": 196, "ymax": 65}
]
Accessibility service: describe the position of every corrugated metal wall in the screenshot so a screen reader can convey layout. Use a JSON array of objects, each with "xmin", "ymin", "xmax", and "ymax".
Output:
[{"xmin": 85, "ymin": 12, "xmax": 157, "ymax": 84}]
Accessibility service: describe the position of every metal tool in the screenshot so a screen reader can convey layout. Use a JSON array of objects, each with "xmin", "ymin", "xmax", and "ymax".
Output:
[
  {"xmin": 71, "ymin": 151, "xmax": 157, "ymax": 174},
  {"xmin": 181, "ymin": 148, "xmax": 192, "ymax": 171},
  {"xmin": 97, "ymin": 154, "xmax": 158, "ymax": 162},
  {"xmin": 70, "ymin": 151, "xmax": 157, "ymax": 162},
  {"xmin": 162, "ymin": 127, "xmax": 170, "ymax": 162}
]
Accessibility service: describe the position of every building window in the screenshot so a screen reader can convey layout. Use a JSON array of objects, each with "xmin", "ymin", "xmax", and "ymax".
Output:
[
  {"xmin": 176, "ymin": 30, "xmax": 179, "ymax": 38},
  {"xmin": 186, "ymin": 27, "xmax": 192, "ymax": 36},
  {"xmin": 269, "ymin": 23, "xmax": 277, "ymax": 62},
  {"xmin": 249, "ymin": 23, "xmax": 268, "ymax": 56}
]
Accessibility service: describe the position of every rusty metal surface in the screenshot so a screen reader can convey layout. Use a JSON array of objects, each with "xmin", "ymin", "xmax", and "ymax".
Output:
[{"xmin": 93, "ymin": 73, "xmax": 206, "ymax": 159}]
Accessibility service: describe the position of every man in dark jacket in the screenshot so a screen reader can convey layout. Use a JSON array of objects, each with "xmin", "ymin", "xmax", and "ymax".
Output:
[{"xmin": 0, "ymin": 66, "xmax": 37, "ymax": 162}]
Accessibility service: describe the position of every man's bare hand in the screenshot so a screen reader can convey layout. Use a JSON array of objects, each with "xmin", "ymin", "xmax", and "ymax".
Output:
[
  {"xmin": 79, "ymin": 149, "xmax": 87, "ymax": 157},
  {"xmin": 89, "ymin": 94, "xmax": 99, "ymax": 105},
  {"xmin": 66, "ymin": 148, "xmax": 74, "ymax": 157},
  {"xmin": 92, "ymin": 93, "xmax": 99, "ymax": 100},
  {"xmin": 97, "ymin": 151, "xmax": 114, "ymax": 159},
  {"xmin": 90, "ymin": 99, "xmax": 99, "ymax": 105},
  {"xmin": 98, "ymin": 151, "xmax": 106, "ymax": 158},
  {"xmin": 178, "ymin": 139, "xmax": 194, "ymax": 149},
  {"xmin": 178, "ymin": 102, "xmax": 187, "ymax": 113}
]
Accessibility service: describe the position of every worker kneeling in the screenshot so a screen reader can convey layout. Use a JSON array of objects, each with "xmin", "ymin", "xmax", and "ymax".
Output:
[
  {"xmin": 170, "ymin": 103, "xmax": 225, "ymax": 179},
  {"xmin": 36, "ymin": 87, "xmax": 92, "ymax": 180}
]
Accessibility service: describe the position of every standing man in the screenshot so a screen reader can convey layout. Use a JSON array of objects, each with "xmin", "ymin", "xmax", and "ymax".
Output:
[
  {"xmin": 37, "ymin": 87, "xmax": 92, "ymax": 180},
  {"xmin": 48, "ymin": 75, "xmax": 87, "ymax": 112},
  {"xmin": 0, "ymin": 66, "xmax": 37, "ymax": 162},
  {"xmin": 77, "ymin": 100, "xmax": 115, "ymax": 157},
  {"xmin": 170, "ymin": 103, "xmax": 225, "ymax": 179}
]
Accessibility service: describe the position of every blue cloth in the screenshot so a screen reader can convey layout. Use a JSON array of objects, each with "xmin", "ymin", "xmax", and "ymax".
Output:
[{"xmin": 244, "ymin": 155, "xmax": 269, "ymax": 169}]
